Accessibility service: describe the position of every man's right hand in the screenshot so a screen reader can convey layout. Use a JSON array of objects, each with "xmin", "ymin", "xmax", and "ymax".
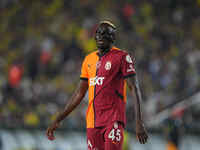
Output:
[
  {"xmin": 46, "ymin": 122, "xmax": 60, "ymax": 141},
  {"xmin": 46, "ymin": 80, "xmax": 88, "ymax": 141}
]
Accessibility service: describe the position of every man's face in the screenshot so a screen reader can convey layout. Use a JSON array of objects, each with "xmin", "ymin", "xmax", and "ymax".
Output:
[{"xmin": 95, "ymin": 24, "xmax": 114, "ymax": 50}]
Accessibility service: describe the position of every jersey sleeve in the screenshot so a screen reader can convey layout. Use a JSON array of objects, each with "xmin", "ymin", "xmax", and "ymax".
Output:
[
  {"xmin": 121, "ymin": 53, "xmax": 136, "ymax": 78},
  {"xmin": 80, "ymin": 56, "xmax": 89, "ymax": 80}
]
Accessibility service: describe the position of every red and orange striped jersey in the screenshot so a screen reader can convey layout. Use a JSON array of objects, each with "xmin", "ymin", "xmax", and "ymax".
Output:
[{"xmin": 80, "ymin": 47, "xmax": 136, "ymax": 128}]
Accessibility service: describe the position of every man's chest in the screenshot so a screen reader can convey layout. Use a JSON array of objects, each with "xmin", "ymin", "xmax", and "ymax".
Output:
[{"xmin": 87, "ymin": 55, "xmax": 121, "ymax": 78}]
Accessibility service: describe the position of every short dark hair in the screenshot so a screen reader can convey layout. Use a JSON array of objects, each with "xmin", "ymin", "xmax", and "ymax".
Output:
[{"xmin": 99, "ymin": 21, "xmax": 116, "ymax": 30}]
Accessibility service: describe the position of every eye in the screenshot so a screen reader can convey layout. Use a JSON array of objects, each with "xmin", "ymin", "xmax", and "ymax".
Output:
[
  {"xmin": 100, "ymin": 30, "xmax": 105, "ymax": 34},
  {"xmin": 107, "ymin": 27, "xmax": 114, "ymax": 34},
  {"xmin": 96, "ymin": 30, "xmax": 102, "ymax": 35}
]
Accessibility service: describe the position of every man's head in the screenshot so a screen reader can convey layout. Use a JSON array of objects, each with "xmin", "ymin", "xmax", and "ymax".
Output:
[{"xmin": 95, "ymin": 21, "xmax": 116, "ymax": 51}]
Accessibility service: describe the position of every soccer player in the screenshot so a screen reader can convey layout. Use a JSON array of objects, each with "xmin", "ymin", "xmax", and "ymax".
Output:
[{"xmin": 46, "ymin": 21, "xmax": 148, "ymax": 150}]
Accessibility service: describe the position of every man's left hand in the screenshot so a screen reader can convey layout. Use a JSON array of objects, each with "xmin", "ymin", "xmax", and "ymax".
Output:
[{"xmin": 136, "ymin": 121, "xmax": 148, "ymax": 144}]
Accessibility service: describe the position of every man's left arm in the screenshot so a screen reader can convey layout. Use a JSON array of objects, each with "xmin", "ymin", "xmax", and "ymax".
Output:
[{"xmin": 126, "ymin": 75, "xmax": 148, "ymax": 144}]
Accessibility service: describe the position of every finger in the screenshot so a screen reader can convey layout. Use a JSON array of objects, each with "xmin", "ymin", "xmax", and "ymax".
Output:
[
  {"xmin": 140, "ymin": 137, "xmax": 144, "ymax": 144},
  {"xmin": 142, "ymin": 133, "xmax": 148, "ymax": 144},
  {"xmin": 138, "ymin": 134, "xmax": 144, "ymax": 144},
  {"xmin": 142, "ymin": 136, "xmax": 147, "ymax": 144},
  {"xmin": 137, "ymin": 134, "xmax": 141, "ymax": 143},
  {"xmin": 144, "ymin": 133, "xmax": 148, "ymax": 141},
  {"xmin": 46, "ymin": 128, "xmax": 50, "ymax": 137},
  {"xmin": 141, "ymin": 134, "xmax": 147, "ymax": 142},
  {"xmin": 46, "ymin": 129, "xmax": 54, "ymax": 138},
  {"xmin": 139, "ymin": 134, "xmax": 146, "ymax": 144},
  {"xmin": 141, "ymin": 136, "xmax": 146, "ymax": 144},
  {"xmin": 138, "ymin": 137, "xmax": 143, "ymax": 144},
  {"xmin": 47, "ymin": 128, "xmax": 52, "ymax": 136},
  {"xmin": 47, "ymin": 130, "xmax": 55, "ymax": 141},
  {"xmin": 143, "ymin": 132, "xmax": 148, "ymax": 141},
  {"xmin": 50, "ymin": 130, "xmax": 54, "ymax": 137}
]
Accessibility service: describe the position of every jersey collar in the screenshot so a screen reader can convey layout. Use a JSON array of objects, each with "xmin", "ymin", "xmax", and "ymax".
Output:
[{"xmin": 96, "ymin": 46, "xmax": 118, "ymax": 57}]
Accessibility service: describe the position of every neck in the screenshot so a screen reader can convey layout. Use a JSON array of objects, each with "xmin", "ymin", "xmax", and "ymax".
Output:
[{"xmin": 98, "ymin": 46, "xmax": 112, "ymax": 57}]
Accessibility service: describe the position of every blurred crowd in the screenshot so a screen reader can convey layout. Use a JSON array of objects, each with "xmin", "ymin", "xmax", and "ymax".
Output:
[{"xmin": 0, "ymin": 0, "xmax": 200, "ymax": 130}]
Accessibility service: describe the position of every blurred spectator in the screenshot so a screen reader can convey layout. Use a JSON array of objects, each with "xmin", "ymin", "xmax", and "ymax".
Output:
[{"xmin": 8, "ymin": 62, "xmax": 23, "ymax": 88}]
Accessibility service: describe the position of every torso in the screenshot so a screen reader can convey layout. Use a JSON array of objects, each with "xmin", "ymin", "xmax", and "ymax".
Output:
[{"xmin": 82, "ymin": 47, "xmax": 136, "ymax": 128}]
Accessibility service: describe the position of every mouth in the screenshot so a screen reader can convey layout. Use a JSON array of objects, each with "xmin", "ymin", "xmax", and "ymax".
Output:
[{"xmin": 97, "ymin": 40, "xmax": 104, "ymax": 45}]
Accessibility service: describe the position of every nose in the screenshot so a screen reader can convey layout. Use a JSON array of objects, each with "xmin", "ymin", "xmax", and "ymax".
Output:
[{"xmin": 95, "ymin": 34, "xmax": 103, "ymax": 41}]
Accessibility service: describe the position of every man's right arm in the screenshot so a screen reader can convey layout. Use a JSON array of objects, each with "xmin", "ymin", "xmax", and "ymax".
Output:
[
  {"xmin": 46, "ymin": 80, "xmax": 88, "ymax": 140},
  {"xmin": 54, "ymin": 80, "xmax": 88, "ymax": 123}
]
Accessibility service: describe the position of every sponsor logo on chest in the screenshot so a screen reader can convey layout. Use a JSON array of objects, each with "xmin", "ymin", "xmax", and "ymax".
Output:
[{"xmin": 89, "ymin": 76, "xmax": 105, "ymax": 86}]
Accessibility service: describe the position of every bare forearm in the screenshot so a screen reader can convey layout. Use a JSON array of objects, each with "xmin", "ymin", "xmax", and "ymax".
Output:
[
  {"xmin": 133, "ymin": 77, "xmax": 142, "ymax": 121},
  {"xmin": 126, "ymin": 75, "xmax": 148, "ymax": 143},
  {"xmin": 54, "ymin": 81, "xmax": 88, "ymax": 123},
  {"xmin": 127, "ymin": 76, "xmax": 143, "ymax": 122},
  {"xmin": 55, "ymin": 92, "xmax": 84, "ymax": 123}
]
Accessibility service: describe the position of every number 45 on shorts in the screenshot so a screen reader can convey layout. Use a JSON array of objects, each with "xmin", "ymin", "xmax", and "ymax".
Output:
[
  {"xmin": 108, "ymin": 128, "xmax": 121, "ymax": 142},
  {"xmin": 108, "ymin": 122, "xmax": 122, "ymax": 142}
]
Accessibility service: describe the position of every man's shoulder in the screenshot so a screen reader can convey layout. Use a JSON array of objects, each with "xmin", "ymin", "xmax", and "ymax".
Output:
[
  {"xmin": 83, "ymin": 51, "xmax": 98, "ymax": 61},
  {"xmin": 112, "ymin": 47, "xmax": 129, "ymax": 56},
  {"xmin": 87, "ymin": 51, "xmax": 98, "ymax": 57},
  {"xmin": 111, "ymin": 48, "xmax": 135, "ymax": 63}
]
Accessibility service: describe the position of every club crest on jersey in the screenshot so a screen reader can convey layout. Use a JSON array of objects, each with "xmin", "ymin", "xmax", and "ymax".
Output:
[
  {"xmin": 126, "ymin": 55, "xmax": 133, "ymax": 63},
  {"xmin": 105, "ymin": 61, "xmax": 111, "ymax": 70}
]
